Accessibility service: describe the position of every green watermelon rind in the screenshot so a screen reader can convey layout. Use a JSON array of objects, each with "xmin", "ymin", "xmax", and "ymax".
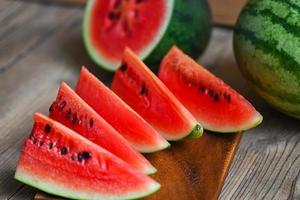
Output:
[
  {"xmin": 186, "ymin": 124, "xmax": 204, "ymax": 139},
  {"xmin": 145, "ymin": 0, "xmax": 212, "ymax": 69},
  {"xmin": 15, "ymin": 170, "xmax": 160, "ymax": 200},
  {"xmin": 82, "ymin": 0, "xmax": 174, "ymax": 71},
  {"xmin": 233, "ymin": 0, "xmax": 300, "ymax": 118}
]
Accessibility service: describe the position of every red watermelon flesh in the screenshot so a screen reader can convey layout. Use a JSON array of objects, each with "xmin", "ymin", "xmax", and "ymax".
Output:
[
  {"xmin": 158, "ymin": 46, "xmax": 263, "ymax": 132},
  {"xmin": 84, "ymin": 0, "xmax": 172, "ymax": 70},
  {"xmin": 111, "ymin": 48, "xmax": 203, "ymax": 141},
  {"xmin": 75, "ymin": 67, "xmax": 169, "ymax": 153},
  {"xmin": 15, "ymin": 113, "xmax": 160, "ymax": 200},
  {"xmin": 49, "ymin": 82, "xmax": 156, "ymax": 174}
]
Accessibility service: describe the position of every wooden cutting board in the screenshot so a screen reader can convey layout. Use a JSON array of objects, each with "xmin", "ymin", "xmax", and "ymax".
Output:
[{"xmin": 35, "ymin": 132, "xmax": 241, "ymax": 200}]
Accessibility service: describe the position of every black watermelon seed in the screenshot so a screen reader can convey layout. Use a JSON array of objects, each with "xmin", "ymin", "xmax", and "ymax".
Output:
[
  {"xmin": 72, "ymin": 113, "xmax": 78, "ymax": 124},
  {"xmin": 71, "ymin": 155, "xmax": 76, "ymax": 161},
  {"xmin": 49, "ymin": 103, "xmax": 54, "ymax": 112},
  {"xmin": 39, "ymin": 141, "xmax": 44, "ymax": 147},
  {"xmin": 198, "ymin": 86, "xmax": 205, "ymax": 93},
  {"xmin": 49, "ymin": 143, "xmax": 53, "ymax": 149},
  {"xmin": 213, "ymin": 93, "xmax": 220, "ymax": 102},
  {"xmin": 119, "ymin": 63, "xmax": 127, "ymax": 72},
  {"xmin": 208, "ymin": 90, "xmax": 214, "ymax": 98},
  {"xmin": 89, "ymin": 119, "xmax": 94, "ymax": 128},
  {"xmin": 227, "ymin": 95, "xmax": 231, "ymax": 102},
  {"xmin": 60, "ymin": 147, "xmax": 68, "ymax": 155},
  {"xmin": 108, "ymin": 12, "xmax": 120, "ymax": 21},
  {"xmin": 114, "ymin": 0, "xmax": 121, "ymax": 8},
  {"xmin": 224, "ymin": 93, "xmax": 231, "ymax": 103},
  {"xmin": 33, "ymin": 138, "xmax": 37, "ymax": 144},
  {"xmin": 59, "ymin": 101, "xmax": 66, "ymax": 110},
  {"xmin": 44, "ymin": 124, "xmax": 52, "ymax": 133},
  {"xmin": 136, "ymin": 0, "xmax": 143, "ymax": 3},
  {"xmin": 139, "ymin": 85, "xmax": 147, "ymax": 95},
  {"xmin": 66, "ymin": 109, "xmax": 72, "ymax": 119},
  {"xmin": 78, "ymin": 151, "xmax": 91, "ymax": 162}
]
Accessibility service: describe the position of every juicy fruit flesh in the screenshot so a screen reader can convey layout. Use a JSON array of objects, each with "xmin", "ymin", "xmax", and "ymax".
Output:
[
  {"xmin": 158, "ymin": 46, "xmax": 262, "ymax": 132},
  {"xmin": 49, "ymin": 82, "xmax": 156, "ymax": 174},
  {"xmin": 15, "ymin": 113, "xmax": 160, "ymax": 200},
  {"xmin": 86, "ymin": 0, "xmax": 169, "ymax": 68},
  {"xmin": 111, "ymin": 48, "xmax": 202, "ymax": 140},
  {"xmin": 76, "ymin": 67, "xmax": 170, "ymax": 153}
]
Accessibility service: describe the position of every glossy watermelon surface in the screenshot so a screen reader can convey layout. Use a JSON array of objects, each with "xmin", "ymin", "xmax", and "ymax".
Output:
[
  {"xmin": 49, "ymin": 82, "xmax": 156, "ymax": 174},
  {"xmin": 76, "ymin": 67, "xmax": 170, "ymax": 153},
  {"xmin": 111, "ymin": 48, "xmax": 203, "ymax": 140},
  {"xmin": 234, "ymin": 0, "xmax": 300, "ymax": 119},
  {"xmin": 158, "ymin": 46, "xmax": 263, "ymax": 132},
  {"xmin": 15, "ymin": 113, "xmax": 160, "ymax": 200}
]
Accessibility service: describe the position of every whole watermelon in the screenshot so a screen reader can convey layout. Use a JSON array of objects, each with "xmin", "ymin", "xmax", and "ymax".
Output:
[
  {"xmin": 234, "ymin": 0, "xmax": 300, "ymax": 119},
  {"xmin": 83, "ymin": 0, "xmax": 212, "ymax": 71}
]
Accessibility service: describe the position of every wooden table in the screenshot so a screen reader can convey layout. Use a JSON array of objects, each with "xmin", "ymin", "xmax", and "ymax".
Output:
[{"xmin": 1, "ymin": 1, "xmax": 300, "ymax": 199}]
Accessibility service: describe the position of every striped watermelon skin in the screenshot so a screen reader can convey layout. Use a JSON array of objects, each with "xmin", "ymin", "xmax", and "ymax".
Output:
[
  {"xmin": 145, "ymin": 0, "xmax": 212, "ymax": 70},
  {"xmin": 234, "ymin": 0, "xmax": 300, "ymax": 119}
]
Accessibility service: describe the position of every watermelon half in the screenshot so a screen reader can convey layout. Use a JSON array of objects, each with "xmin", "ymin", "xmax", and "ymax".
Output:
[
  {"xmin": 49, "ymin": 82, "xmax": 156, "ymax": 174},
  {"xmin": 111, "ymin": 48, "xmax": 203, "ymax": 140},
  {"xmin": 76, "ymin": 67, "xmax": 170, "ymax": 153},
  {"xmin": 83, "ymin": 0, "xmax": 212, "ymax": 71},
  {"xmin": 15, "ymin": 113, "xmax": 160, "ymax": 200},
  {"xmin": 158, "ymin": 46, "xmax": 263, "ymax": 132}
]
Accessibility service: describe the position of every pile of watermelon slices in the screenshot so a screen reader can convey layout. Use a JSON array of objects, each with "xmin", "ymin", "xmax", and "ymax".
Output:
[{"xmin": 15, "ymin": 46, "xmax": 262, "ymax": 200}]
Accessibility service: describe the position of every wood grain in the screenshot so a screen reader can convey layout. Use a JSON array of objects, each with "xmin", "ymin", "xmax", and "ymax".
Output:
[
  {"xmin": 1, "ymin": 1, "xmax": 300, "ymax": 200},
  {"xmin": 25, "ymin": 0, "xmax": 247, "ymax": 26},
  {"xmin": 208, "ymin": 0, "xmax": 247, "ymax": 26}
]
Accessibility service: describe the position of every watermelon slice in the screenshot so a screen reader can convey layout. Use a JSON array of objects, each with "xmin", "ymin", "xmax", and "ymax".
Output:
[
  {"xmin": 111, "ymin": 48, "xmax": 203, "ymax": 141},
  {"xmin": 158, "ymin": 46, "xmax": 263, "ymax": 132},
  {"xmin": 49, "ymin": 82, "xmax": 156, "ymax": 174},
  {"xmin": 83, "ymin": 0, "xmax": 173, "ymax": 71},
  {"xmin": 15, "ymin": 113, "xmax": 160, "ymax": 200},
  {"xmin": 83, "ymin": 0, "xmax": 212, "ymax": 71},
  {"xmin": 76, "ymin": 67, "xmax": 170, "ymax": 153}
]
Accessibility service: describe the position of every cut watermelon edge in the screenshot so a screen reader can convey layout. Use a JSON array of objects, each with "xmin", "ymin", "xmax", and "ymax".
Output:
[
  {"xmin": 15, "ymin": 168, "xmax": 160, "ymax": 200},
  {"xmin": 186, "ymin": 124, "xmax": 204, "ymax": 139},
  {"xmin": 139, "ymin": 140, "xmax": 171, "ymax": 154},
  {"xmin": 158, "ymin": 123, "xmax": 203, "ymax": 141},
  {"xmin": 200, "ymin": 111, "xmax": 263, "ymax": 133},
  {"xmin": 82, "ymin": 0, "xmax": 174, "ymax": 71}
]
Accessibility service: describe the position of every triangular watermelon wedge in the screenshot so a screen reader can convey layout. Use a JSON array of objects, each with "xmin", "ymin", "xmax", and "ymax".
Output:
[
  {"xmin": 15, "ymin": 113, "xmax": 160, "ymax": 200},
  {"xmin": 111, "ymin": 48, "xmax": 203, "ymax": 140},
  {"xmin": 158, "ymin": 46, "xmax": 263, "ymax": 132},
  {"xmin": 49, "ymin": 82, "xmax": 156, "ymax": 174},
  {"xmin": 76, "ymin": 67, "xmax": 170, "ymax": 153}
]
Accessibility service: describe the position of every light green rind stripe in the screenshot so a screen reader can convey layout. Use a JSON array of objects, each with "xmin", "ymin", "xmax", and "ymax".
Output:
[
  {"xmin": 234, "ymin": 0, "xmax": 300, "ymax": 117},
  {"xmin": 234, "ymin": 5, "xmax": 300, "ymax": 101},
  {"xmin": 15, "ymin": 168, "xmax": 160, "ymax": 200},
  {"xmin": 234, "ymin": 31, "xmax": 300, "ymax": 103},
  {"xmin": 242, "ymin": 0, "xmax": 300, "ymax": 31},
  {"xmin": 253, "ymin": 84, "xmax": 300, "ymax": 118}
]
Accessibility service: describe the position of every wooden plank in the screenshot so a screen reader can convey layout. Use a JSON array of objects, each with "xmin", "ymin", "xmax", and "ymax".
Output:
[
  {"xmin": 19, "ymin": 0, "xmax": 247, "ymax": 26},
  {"xmin": 208, "ymin": 0, "xmax": 247, "ymax": 26}
]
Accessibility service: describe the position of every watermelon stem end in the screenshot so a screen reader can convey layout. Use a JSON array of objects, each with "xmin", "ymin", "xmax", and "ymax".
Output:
[{"xmin": 187, "ymin": 124, "xmax": 204, "ymax": 139}]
